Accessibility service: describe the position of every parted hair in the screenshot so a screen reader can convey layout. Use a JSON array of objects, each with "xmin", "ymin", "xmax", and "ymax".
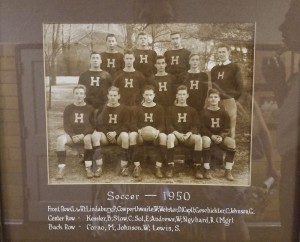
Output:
[{"xmin": 73, "ymin": 84, "xmax": 86, "ymax": 94}]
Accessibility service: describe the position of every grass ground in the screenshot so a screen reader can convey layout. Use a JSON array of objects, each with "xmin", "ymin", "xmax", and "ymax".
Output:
[{"xmin": 46, "ymin": 83, "xmax": 251, "ymax": 186}]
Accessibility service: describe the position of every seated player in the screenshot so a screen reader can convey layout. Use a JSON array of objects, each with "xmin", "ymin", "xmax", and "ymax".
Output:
[
  {"xmin": 91, "ymin": 86, "xmax": 130, "ymax": 177},
  {"xmin": 131, "ymin": 85, "xmax": 167, "ymax": 178},
  {"xmin": 56, "ymin": 85, "xmax": 94, "ymax": 179},
  {"xmin": 166, "ymin": 85, "xmax": 203, "ymax": 179},
  {"xmin": 154, "ymin": 55, "xmax": 177, "ymax": 109},
  {"xmin": 201, "ymin": 88, "xmax": 236, "ymax": 181}
]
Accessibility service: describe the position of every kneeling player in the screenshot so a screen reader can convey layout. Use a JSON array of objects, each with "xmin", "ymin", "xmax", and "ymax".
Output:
[
  {"xmin": 201, "ymin": 88, "xmax": 236, "ymax": 181},
  {"xmin": 56, "ymin": 85, "xmax": 94, "ymax": 179},
  {"xmin": 131, "ymin": 85, "xmax": 167, "ymax": 178},
  {"xmin": 92, "ymin": 86, "xmax": 130, "ymax": 177},
  {"xmin": 166, "ymin": 85, "xmax": 203, "ymax": 179}
]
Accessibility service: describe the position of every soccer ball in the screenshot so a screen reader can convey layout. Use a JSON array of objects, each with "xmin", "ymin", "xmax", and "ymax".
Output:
[{"xmin": 141, "ymin": 126, "xmax": 158, "ymax": 141}]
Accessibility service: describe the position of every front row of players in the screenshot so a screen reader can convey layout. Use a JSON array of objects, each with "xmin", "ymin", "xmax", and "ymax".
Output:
[{"xmin": 56, "ymin": 84, "xmax": 236, "ymax": 181}]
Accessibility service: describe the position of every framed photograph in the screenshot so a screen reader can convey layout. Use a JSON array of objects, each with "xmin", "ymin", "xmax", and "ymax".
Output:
[
  {"xmin": 44, "ymin": 23, "xmax": 253, "ymax": 186},
  {"xmin": 1, "ymin": 1, "xmax": 299, "ymax": 242}
]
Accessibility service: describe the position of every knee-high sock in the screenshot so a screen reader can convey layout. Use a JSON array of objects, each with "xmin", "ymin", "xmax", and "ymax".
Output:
[
  {"xmin": 166, "ymin": 148, "xmax": 174, "ymax": 164},
  {"xmin": 57, "ymin": 151, "xmax": 66, "ymax": 165}
]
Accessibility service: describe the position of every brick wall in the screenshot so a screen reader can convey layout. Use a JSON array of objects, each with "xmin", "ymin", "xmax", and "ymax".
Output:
[{"xmin": 0, "ymin": 44, "xmax": 24, "ymax": 221}]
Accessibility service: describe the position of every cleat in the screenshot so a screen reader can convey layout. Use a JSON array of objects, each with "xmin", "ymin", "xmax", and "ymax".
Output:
[
  {"xmin": 94, "ymin": 166, "xmax": 102, "ymax": 177},
  {"xmin": 225, "ymin": 169, "xmax": 234, "ymax": 181},
  {"xmin": 120, "ymin": 167, "xmax": 129, "ymax": 176},
  {"xmin": 85, "ymin": 167, "xmax": 94, "ymax": 178},
  {"xmin": 133, "ymin": 166, "xmax": 142, "ymax": 178},
  {"xmin": 56, "ymin": 166, "xmax": 65, "ymax": 180},
  {"xmin": 195, "ymin": 166, "xmax": 203, "ymax": 179},
  {"xmin": 203, "ymin": 169, "xmax": 212, "ymax": 179},
  {"xmin": 155, "ymin": 167, "xmax": 163, "ymax": 178},
  {"xmin": 166, "ymin": 164, "xmax": 174, "ymax": 178}
]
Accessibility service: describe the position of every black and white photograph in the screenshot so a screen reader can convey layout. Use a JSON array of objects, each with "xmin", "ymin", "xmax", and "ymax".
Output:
[{"xmin": 44, "ymin": 23, "xmax": 254, "ymax": 186}]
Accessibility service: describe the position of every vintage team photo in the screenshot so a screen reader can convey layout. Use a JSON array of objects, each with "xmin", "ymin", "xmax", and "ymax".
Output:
[{"xmin": 43, "ymin": 23, "xmax": 254, "ymax": 185}]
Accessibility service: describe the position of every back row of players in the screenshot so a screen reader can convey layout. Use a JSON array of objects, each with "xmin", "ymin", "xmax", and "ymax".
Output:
[{"xmin": 55, "ymin": 31, "xmax": 243, "ymax": 182}]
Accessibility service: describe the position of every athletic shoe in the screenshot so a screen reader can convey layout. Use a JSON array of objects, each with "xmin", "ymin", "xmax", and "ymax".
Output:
[
  {"xmin": 94, "ymin": 166, "xmax": 102, "ymax": 177},
  {"xmin": 56, "ymin": 166, "xmax": 65, "ymax": 180},
  {"xmin": 203, "ymin": 169, "xmax": 212, "ymax": 179},
  {"xmin": 225, "ymin": 169, "xmax": 234, "ymax": 181},
  {"xmin": 85, "ymin": 167, "xmax": 94, "ymax": 178},
  {"xmin": 120, "ymin": 167, "xmax": 129, "ymax": 176},
  {"xmin": 165, "ymin": 164, "xmax": 174, "ymax": 178},
  {"xmin": 155, "ymin": 166, "xmax": 163, "ymax": 178},
  {"xmin": 195, "ymin": 166, "xmax": 203, "ymax": 179},
  {"xmin": 133, "ymin": 166, "xmax": 142, "ymax": 178}
]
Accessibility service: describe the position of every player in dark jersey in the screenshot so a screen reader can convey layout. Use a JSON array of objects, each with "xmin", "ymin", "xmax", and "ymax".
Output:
[
  {"xmin": 113, "ymin": 49, "xmax": 146, "ymax": 106},
  {"xmin": 210, "ymin": 44, "xmax": 243, "ymax": 139},
  {"xmin": 154, "ymin": 56, "xmax": 176, "ymax": 108},
  {"xmin": 201, "ymin": 88, "xmax": 236, "ymax": 181},
  {"xmin": 133, "ymin": 32, "xmax": 157, "ymax": 86},
  {"xmin": 164, "ymin": 31, "xmax": 191, "ymax": 89},
  {"xmin": 100, "ymin": 34, "xmax": 124, "ymax": 78},
  {"xmin": 166, "ymin": 85, "xmax": 203, "ymax": 179},
  {"xmin": 56, "ymin": 85, "xmax": 94, "ymax": 179},
  {"xmin": 130, "ymin": 85, "xmax": 167, "ymax": 178},
  {"xmin": 182, "ymin": 53, "xmax": 209, "ymax": 118},
  {"xmin": 91, "ymin": 86, "xmax": 130, "ymax": 177},
  {"xmin": 78, "ymin": 51, "xmax": 112, "ymax": 113}
]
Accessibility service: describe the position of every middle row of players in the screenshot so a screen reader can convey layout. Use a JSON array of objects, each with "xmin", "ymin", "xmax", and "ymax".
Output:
[{"xmin": 77, "ymin": 84, "xmax": 236, "ymax": 181}]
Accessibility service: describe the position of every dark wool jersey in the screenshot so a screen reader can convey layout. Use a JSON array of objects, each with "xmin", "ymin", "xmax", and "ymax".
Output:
[
  {"xmin": 134, "ymin": 49, "xmax": 157, "ymax": 77},
  {"xmin": 182, "ymin": 71, "xmax": 209, "ymax": 113},
  {"xmin": 78, "ymin": 70, "xmax": 112, "ymax": 111},
  {"xmin": 100, "ymin": 52, "xmax": 124, "ymax": 77},
  {"xmin": 96, "ymin": 104, "xmax": 129, "ymax": 135},
  {"xmin": 113, "ymin": 70, "xmax": 146, "ymax": 106},
  {"xmin": 201, "ymin": 108, "xmax": 230, "ymax": 138},
  {"xmin": 63, "ymin": 103, "xmax": 94, "ymax": 137},
  {"xmin": 210, "ymin": 63, "xmax": 243, "ymax": 100},
  {"xmin": 166, "ymin": 105, "xmax": 199, "ymax": 134},
  {"xmin": 133, "ymin": 104, "xmax": 165, "ymax": 133},
  {"xmin": 154, "ymin": 74, "xmax": 177, "ymax": 107},
  {"xmin": 164, "ymin": 48, "xmax": 191, "ymax": 77}
]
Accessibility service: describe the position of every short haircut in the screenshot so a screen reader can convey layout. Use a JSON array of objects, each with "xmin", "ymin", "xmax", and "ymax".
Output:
[
  {"xmin": 156, "ymin": 55, "xmax": 165, "ymax": 62},
  {"xmin": 189, "ymin": 53, "xmax": 200, "ymax": 60},
  {"xmin": 217, "ymin": 43, "xmax": 230, "ymax": 51},
  {"xmin": 170, "ymin": 31, "xmax": 181, "ymax": 36},
  {"xmin": 73, "ymin": 84, "xmax": 86, "ymax": 94},
  {"xmin": 143, "ymin": 85, "xmax": 155, "ymax": 93},
  {"xmin": 90, "ymin": 51, "xmax": 101, "ymax": 58},
  {"xmin": 208, "ymin": 88, "xmax": 220, "ymax": 97},
  {"xmin": 137, "ymin": 32, "xmax": 148, "ymax": 38},
  {"xmin": 177, "ymin": 85, "xmax": 188, "ymax": 92},
  {"xmin": 108, "ymin": 86, "xmax": 119, "ymax": 93},
  {"xmin": 123, "ymin": 49, "xmax": 134, "ymax": 56},
  {"xmin": 106, "ymin": 33, "xmax": 117, "ymax": 42}
]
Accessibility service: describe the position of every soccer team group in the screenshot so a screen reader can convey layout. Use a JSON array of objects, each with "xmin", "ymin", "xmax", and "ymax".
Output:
[{"xmin": 54, "ymin": 31, "xmax": 243, "ymax": 182}]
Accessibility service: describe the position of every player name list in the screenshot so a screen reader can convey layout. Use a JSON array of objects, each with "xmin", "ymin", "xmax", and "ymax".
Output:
[{"xmin": 47, "ymin": 205, "xmax": 254, "ymax": 232}]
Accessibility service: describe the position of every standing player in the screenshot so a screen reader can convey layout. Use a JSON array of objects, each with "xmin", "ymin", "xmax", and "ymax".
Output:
[
  {"xmin": 166, "ymin": 85, "xmax": 203, "ymax": 179},
  {"xmin": 201, "ymin": 88, "xmax": 236, "ymax": 181},
  {"xmin": 113, "ymin": 49, "xmax": 146, "ymax": 107},
  {"xmin": 154, "ymin": 56, "xmax": 177, "ymax": 108},
  {"xmin": 131, "ymin": 85, "xmax": 167, "ymax": 178},
  {"xmin": 100, "ymin": 34, "xmax": 124, "ymax": 77},
  {"xmin": 133, "ymin": 32, "xmax": 157, "ymax": 86},
  {"xmin": 91, "ymin": 86, "xmax": 130, "ymax": 177},
  {"xmin": 210, "ymin": 44, "xmax": 243, "ymax": 139},
  {"xmin": 78, "ymin": 51, "xmax": 112, "ymax": 113},
  {"xmin": 164, "ymin": 31, "xmax": 191, "ymax": 89},
  {"xmin": 182, "ymin": 53, "xmax": 209, "ymax": 119},
  {"xmin": 56, "ymin": 85, "xmax": 94, "ymax": 179}
]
